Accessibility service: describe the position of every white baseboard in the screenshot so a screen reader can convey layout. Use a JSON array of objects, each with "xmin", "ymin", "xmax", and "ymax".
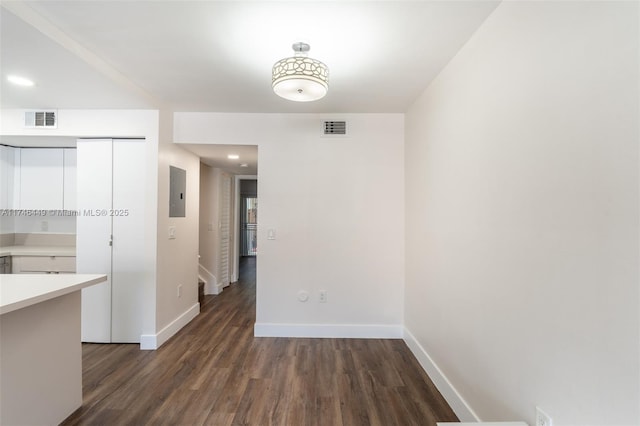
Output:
[
  {"xmin": 140, "ymin": 303, "xmax": 200, "ymax": 350},
  {"xmin": 403, "ymin": 327, "xmax": 479, "ymax": 422},
  {"xmin": 198, "ymin": 264, "xmax": 222, "ymax": 295},
  {"xmin": 436, "ymin": 422, "xmax": 528, "ymax": 426},
  {"xmin": 254, "ymin": 323, "xmax": 403, "ymax": 338},
  {"xmin": 437, "ymin": 423, "xmax": 527, "ymax": 426}
]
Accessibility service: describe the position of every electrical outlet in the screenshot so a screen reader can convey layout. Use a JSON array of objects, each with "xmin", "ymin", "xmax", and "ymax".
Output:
[
  {"xmin": 177, "ymin": 284, "xmax": 182, "ymax": 298},
  {"xmin": 319, "ymin": 290, "xmax": 327, "ymax": 303},
  {"xmin": 536, "ymin": 407, "xmax": 553, "ymax": 426}
]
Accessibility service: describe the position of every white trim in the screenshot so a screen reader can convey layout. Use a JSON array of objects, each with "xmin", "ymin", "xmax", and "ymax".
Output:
[
  {"xmin": 198, "ymin": 263, "xmax": 221, "ymax": 295},
  {"xmin": 403, "ymin": 327, "xmax": 480, "ymax": 422},
  {"xmin": 254, "ymin": 323, "xmax": 403, "ymax": 338},
  {"xmin": 437, "ymin": 423, "xmax": 527, "ymax": 426},
  {"xmin": 139, "ymin": 334, "xmax": 157, "ymax": 350},
  {"xmin": 140, "ymin": 303, "xmax": 200, "ymax": 350}
]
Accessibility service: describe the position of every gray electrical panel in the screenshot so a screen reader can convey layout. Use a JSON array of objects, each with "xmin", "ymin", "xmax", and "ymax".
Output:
[{"xmin": 169, "ymin": 166, "xmax": 186, "ymax": 217}]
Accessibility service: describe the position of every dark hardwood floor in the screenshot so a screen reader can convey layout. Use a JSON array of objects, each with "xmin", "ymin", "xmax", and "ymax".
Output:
[{"xmin": 62, "ymin": 257, "xmax": 458, "ymax": 425}]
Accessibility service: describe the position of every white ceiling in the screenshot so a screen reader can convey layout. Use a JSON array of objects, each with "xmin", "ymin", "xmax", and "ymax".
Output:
[
  {"xmin": 181, "ymin": 144, "xmax": 258, "ymax": 175},
  {"xmin": 1, "ymin": 1, "xmax": 499, "ymax": 169},
  {"xmin": 1, "ymin": 1, "xmax": 500, "ymax": 113}
]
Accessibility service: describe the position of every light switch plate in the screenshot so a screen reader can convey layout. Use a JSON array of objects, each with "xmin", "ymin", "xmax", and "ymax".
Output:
[{"xmin": 168, "ymin": 226, "xmax": 176, "ymax": 239}]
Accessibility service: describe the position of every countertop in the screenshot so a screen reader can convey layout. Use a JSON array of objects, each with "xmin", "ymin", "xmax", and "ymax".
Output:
[
  {"xmin": 0, "ymin": 245, "xmax": 76, "ymax": 257},
  {"xmin": 0, "ymin": 274, "xmax": 106, "ymax": 315}
]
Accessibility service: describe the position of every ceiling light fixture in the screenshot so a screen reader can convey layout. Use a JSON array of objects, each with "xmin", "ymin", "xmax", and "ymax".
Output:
[
  {"xmin": 272, "ymin": 42, "xmax": 329, "ymax": 102},
  {"xmin": 228, "ymin": 154, "xmax": 240, "ymax": 160},
  {"xmin": 7, "ymin": 75, "xmax": 34, "ymax": 87}
]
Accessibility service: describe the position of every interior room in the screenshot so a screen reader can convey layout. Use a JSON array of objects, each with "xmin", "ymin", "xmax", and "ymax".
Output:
[{"xmin": 0, "ymin": 1, "xmax": 638, "ymax": 425}]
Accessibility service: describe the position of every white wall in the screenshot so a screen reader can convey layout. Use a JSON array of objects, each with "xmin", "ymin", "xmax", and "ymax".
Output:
[
  {"xmin": 14, "ymin": 216, "xmax": 75, "ymax": 234},
  {"xmin": 153, "ymin": 108, "xmax": 200, "ymax": 344},
  {"xmin": 0, "ymin": 215, "xmax": 14, "ymax": 235},
  {"xmin": 175, "ymin": 113, "xmax": 405, "ymax": 337},
  {"xmin": 404, "ymin": 1, "xmax": 639, "ymax": 425}
]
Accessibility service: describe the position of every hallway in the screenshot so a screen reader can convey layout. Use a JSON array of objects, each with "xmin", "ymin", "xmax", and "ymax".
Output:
[{"xmin": 63, "ymin": 257, "xmax": 457, "ymax": 425}]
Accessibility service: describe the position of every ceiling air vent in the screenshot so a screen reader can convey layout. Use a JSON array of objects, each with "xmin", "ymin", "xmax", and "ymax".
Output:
[
  {"xmin": 24, "ymin": 110, "xmax": 57, "ymax": 128},
  {"xmin": 323, "ymin": 121, "xmax": 346, "ymax": 136}
]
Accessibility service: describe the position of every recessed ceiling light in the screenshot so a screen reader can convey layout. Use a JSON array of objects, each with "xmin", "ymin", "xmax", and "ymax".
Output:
[
  {"xmin": 227, "ymin": 154, "xmax": 239, "ymax": 160},
  {"xmin": 240, "ymin": 163, "xmax": 249, "ymax": 168},
  {"xmin": 7, "ymin": 75, "xmax": 34, "ymax": 87}
]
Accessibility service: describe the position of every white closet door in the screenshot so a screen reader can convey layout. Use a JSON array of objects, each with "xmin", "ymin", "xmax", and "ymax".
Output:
[
  {"xmin": 77, "ymin": 139, "xmax": 113, "ymax": 343},
  {"xmin": 219, "ymin": 174, "xmax": 231, "ymax": 288},
  {"xmin": 111, "ymin": 140, "xmax": 146, "ymax": 342}
]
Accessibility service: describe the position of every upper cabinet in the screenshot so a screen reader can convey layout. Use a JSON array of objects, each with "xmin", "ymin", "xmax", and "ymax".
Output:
[
  {"xmin": 0, "ymin": 146, "xmax": 18, "ymax": 209},
  {"xmin": 19, "ymin": 148, "xmax": 65, "ymax": 210},
  {"xmin": 0, "ymin": 147, "xmax": 78, "ymax": 211},
  {"xmin": 63, "ymin": 149, "xmax": 77, "ymax": 211}
]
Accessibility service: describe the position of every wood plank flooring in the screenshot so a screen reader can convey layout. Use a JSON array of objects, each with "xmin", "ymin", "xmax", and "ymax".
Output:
[{"xmin": 62, "ymin": 257, "xmax": 458, "ymax": 425}]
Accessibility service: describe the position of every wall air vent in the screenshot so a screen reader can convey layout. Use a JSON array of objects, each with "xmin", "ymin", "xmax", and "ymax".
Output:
[
  {"xmin": 323, "ymin": 121, "xmax": 346, "ymax": 135},
  {"xmin": 24, "ymin": 110, "xmax": 57, "ymax": 128}
]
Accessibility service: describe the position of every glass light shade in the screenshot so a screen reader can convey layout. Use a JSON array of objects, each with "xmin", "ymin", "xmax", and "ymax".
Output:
[{"xmin": 272, "ymin": 56, "xmax": 329, "ymax": 102}]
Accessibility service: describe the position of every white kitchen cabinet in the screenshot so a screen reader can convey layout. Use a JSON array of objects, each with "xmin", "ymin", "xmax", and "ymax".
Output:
[
  {"xmin": 77, "ymin": 139, "xmax": 146, "ymax": 343},
  {"xmin": 0, "ymin": 145, "xmax": 19, "ymax": 209},
  {"xmin": 20, "ymin": 148, "xmax": 64, "ymax": 210},
  {"xmin": 12, "ymin": 255, "xmax": 76, "ymax": 273},
  {"xmin": 63, "ymin": 149, "xmax": 77, "ymax": 210},
  {"xmin": 12, "ymin": 147, "xmax": 76, "ymax": 211}
]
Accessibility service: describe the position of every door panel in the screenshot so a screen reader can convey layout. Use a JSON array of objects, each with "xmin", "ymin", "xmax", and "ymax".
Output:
[
  {"xmin": 77, "ymin": 139, "xmax": 112, "ymax": 343},
  {"xmin": 111, "ymin": 140, "xmax": 146, "ymax": 342}
]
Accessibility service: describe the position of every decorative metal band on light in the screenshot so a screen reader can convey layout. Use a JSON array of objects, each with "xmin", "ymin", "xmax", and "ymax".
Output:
[{"xmin": 272, "ymin": 43, "xmax": 329, "ymax": 102}]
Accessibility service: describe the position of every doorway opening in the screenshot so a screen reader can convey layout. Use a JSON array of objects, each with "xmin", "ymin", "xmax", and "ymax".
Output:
[
  {"xmin": 186, "ymin": 143, "xmax": 257, "ymax": 296},
  {"xmin": 240, "ymin": 196, "xmax": 257, "ymax": 256},
  {"xmin": 234, "ymin": 177, "xmax": 257, "ymax": 283}
]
